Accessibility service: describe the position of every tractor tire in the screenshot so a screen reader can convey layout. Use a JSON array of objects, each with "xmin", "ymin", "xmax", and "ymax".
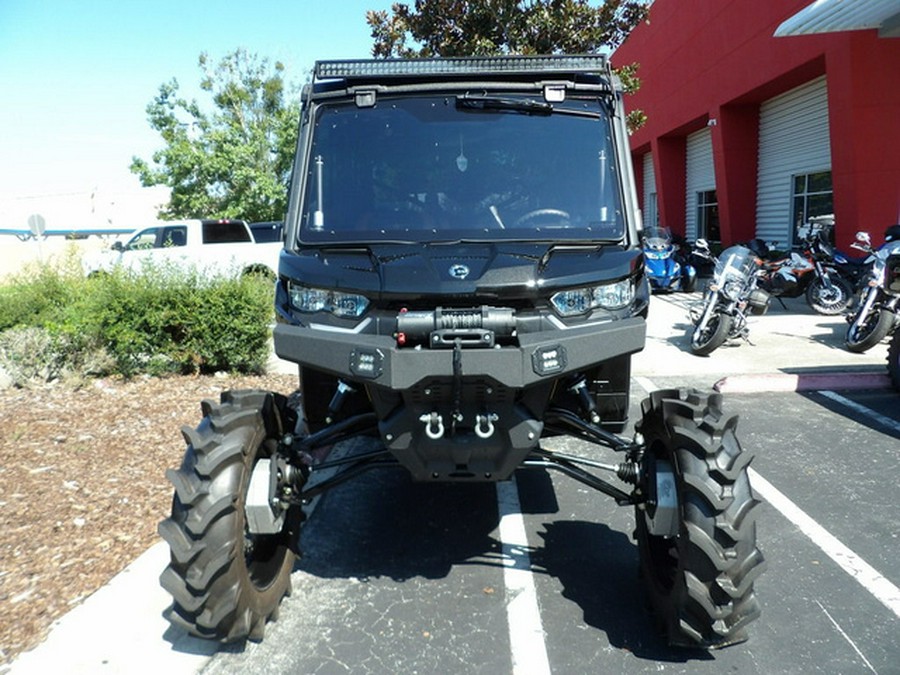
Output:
[
  {"xmin": 634, "ymin": 389, "xmax": 766, "ymax": 648},
  {"xmin": 689, "ymin": 313, "xmax": 732, "ymax": 356},
  {"xmin": 888, "ymin": 331, "xmax": 900, "ymax": 392},
  {"xmin": 805, "ymin": 276, "xmax": 852, "ymax": 315},
  {"xmin": 158, "ymin": 390, "xmax": 300, "ymax": 642}
]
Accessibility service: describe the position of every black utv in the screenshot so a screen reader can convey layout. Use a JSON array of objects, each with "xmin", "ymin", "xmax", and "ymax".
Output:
[{"xmin": 160, "ymin": 55, "xmax": 765, "ymax": 650}]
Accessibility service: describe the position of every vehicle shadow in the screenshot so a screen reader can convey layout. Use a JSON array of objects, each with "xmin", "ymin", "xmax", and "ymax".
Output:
[
  {"xmin": 532, "ymin": 520, "xmax": 711, "ymax": 663},
  {"xmin": 798, "ymin": 388, "xmax": 900, "ymax": 439},
  {"xmin": 295, "ymin": 469, "xmax": 504, "ymax": 582},
  {"xmin": 283, "ymin": 464, "xmax": 711, "ymax": 664}
]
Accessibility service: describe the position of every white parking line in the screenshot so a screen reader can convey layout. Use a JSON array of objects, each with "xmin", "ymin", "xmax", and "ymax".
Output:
[
  {"xmin": 815, "ymin": 600, "xmax": 878, "ymax": 674},
  {"xmin": 819, "ymin": 390, "xmax": 900, "ymax": 434},
  {"xmin": 636, "ymin": 377, "xmax": 900, "ymax": 620},
  {"xmin": 749, "ymin": 468, "xmax": 900, "ymax": 619},
  {"xmin": 496, "ymin": 478, "xmax": 551, "ymax": 675}
]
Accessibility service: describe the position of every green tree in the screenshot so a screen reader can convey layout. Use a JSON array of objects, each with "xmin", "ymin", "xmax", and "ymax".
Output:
[
  {"xmin": 131, "ymin": 49, "xmax": 300, "ymax": 222},
  {"xmin": 367, "ymin": 0, "xmax": 649, "ymax": 128},
  {"xmin": 367, "ymin": 0, "xmax": 648, "ymax": 56}
]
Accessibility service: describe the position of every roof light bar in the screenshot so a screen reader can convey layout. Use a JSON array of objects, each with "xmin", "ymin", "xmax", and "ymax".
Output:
[{"xmin": 315, "ymin": 55, "xmax": 609, "ymax": 80}]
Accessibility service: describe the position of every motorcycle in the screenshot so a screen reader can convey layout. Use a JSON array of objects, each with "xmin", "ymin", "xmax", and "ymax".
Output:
[
  {"xmin": 688, "ymin": 240, "xmax": 771, "ymax": 355},
  {"xmin": 810, "ymin": 215, "xmax": 873, "ymax": 293},
  {"xmin": 844, "ymin": 225, "xmax": 900, "ymax": 353},
  {"xmin": 642, "ymin": 226, "xmax": 697, "ymax": 293},
  {"xmin": 747, "ymin": 217, "xmax": 853, "ymax": 315}
]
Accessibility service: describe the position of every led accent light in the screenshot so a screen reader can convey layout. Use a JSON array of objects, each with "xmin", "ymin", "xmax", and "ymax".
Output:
[
  {"xmin": 532, "ymin": 345, "xmax": 568, "ymax": 376},
  {"xmin": 350, "ymin": 349, "xmax": 383, "ymax": 379},
  {"xmin": 315, "ymin": 55, "xmax": 609, "ymax": 81}
]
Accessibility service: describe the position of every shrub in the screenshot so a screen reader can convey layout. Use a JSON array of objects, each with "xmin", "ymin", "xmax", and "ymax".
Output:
[
  {"xmin": 0, "ymin": 261, "xmax": 83, "ymax": 332},
  {"xmin": 68, "ymin": 265, "xmax": 274, "ymax": 376},
  {"xmin": 0, "ymin": 326, "xmax": 68, "ymax": 385},
  {"xmin": 0, "ymin": 258, "xmax": 275, "ymax": 382}
]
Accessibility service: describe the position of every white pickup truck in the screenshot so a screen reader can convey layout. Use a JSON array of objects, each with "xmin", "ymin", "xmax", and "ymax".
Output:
[{"xmin": 82, "ymin": 219, "xmax": 281, "ymax": 279}]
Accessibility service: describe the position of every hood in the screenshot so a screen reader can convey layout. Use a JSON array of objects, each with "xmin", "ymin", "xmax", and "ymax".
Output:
[{"xmin": 278, "ymin": 242, "xmax": 642, "ymax": 303}]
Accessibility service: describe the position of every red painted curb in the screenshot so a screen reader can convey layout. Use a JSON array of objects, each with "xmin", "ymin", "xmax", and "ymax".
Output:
[{"xmin": 714, "ymin": 372, "xmax": 892, "ymax": 394}]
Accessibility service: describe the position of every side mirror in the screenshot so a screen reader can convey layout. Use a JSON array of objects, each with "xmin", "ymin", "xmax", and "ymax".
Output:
[
  {"xmin": 695, "ymin": 238, "xmax": 709, "ymax": 250},
  {"xmin": 111, "ymin": 241, "xmax": 124, "ymax": 252},
  {"xmin": 855, "ymin": 231, "xmax": 871, "ymax": 246}
]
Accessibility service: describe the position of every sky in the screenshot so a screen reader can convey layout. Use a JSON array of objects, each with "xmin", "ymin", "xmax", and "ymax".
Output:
[{"xmin": 0, "ymin": 0, "xmax": 387, "ymax": 200}]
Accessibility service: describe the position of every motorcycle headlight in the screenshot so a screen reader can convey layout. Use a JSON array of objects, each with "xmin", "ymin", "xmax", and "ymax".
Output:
[
  {"xmin": 288, "ymin": 283, "xmax": 369, "ymax": 318},
  {"xmin": 550, "ymin": 279, "xmax": 634, "ymax": 316},
  {"xmin": 723, "ymin": 280, "xmax": 744, "ymax": 301}
]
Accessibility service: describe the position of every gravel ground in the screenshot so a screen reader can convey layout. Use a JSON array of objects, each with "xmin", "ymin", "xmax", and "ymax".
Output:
[{"xmin": 0, "ymin": 372, "xmax": 298, "ymax": 668}]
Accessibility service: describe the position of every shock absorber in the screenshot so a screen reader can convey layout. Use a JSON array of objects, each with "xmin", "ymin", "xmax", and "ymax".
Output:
[
  {"xmin": 326, "ymin": 380, "xmax": 355, "ymax": 424},
  {"xmin": 569, "ymin": 377, "xmax": 600, "ymax": 425}
]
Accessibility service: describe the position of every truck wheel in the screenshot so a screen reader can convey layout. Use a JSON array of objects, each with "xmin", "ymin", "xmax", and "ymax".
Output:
[
  {"xmin": 159, "ymin": 390, "xmax": 298, "ymax": 642},
  {"xmin": 845, "ymin": 308, "xmax": 893, "ymax": 353},
  {"xmin": 888, "ymin": 332, "xmax": 900, "ymax": 392},
  {"xmin": 805, "ymin": 276, "xmax": 852, "ymax": 315},
  {"xmin": 689, "ymin": 313, "xmax": 732, "ymax": 356},
  {"xmin": 634, "ymin": 389, "xmax": 765, "ymax": 648}
]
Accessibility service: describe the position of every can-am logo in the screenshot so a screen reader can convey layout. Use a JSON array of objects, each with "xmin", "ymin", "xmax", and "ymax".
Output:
[{"xmin": 449, "ymin": 264, "xmax": 470, "ymax": 279}]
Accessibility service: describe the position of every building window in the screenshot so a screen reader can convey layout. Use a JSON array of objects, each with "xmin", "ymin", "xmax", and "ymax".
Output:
[
  {"xmin": 646, "ymin": 192, "xmax": 658, "ymax": 228},
  {"xmin": 792, "ymin": 171, "xmax": 832, "ymax": 243},
  {"xmin": 697, "ymin": 190, "xmax": 720, "ymax": 243}
]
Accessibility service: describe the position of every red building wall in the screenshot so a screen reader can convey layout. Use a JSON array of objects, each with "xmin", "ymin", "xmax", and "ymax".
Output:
[{"xmin": 614, "ymin": 0, "xmax": 900, "ymax": 249}]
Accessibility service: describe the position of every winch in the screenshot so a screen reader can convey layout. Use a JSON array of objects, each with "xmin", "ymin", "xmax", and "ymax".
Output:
[{"xmin": 395, "ymin": 306, "xmax": 516, "ymax": 347}]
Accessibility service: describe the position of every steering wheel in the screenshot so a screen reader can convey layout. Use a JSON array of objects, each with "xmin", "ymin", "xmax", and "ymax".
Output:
[{"xmin": 515, "ymin": 208, "xmax": 570, "ymax": 226}]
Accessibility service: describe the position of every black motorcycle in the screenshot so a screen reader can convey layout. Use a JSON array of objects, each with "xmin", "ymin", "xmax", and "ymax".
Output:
[
  {"xmin": 689, "ymin": 241, "xmax": 771, "ymax": 355},
  {"xmin": 844, "ymin": 226, "xmax": 900, "ymax": 353},
  {"xmin": 812, "ymin": 215, "xmax": 873, "ymax": 293},
  {"xmin": 748, "ymin": 218, "xmax": 853, "ymax": 315}
]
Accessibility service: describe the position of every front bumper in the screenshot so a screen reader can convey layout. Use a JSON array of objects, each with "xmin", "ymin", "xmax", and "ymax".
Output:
[
  {"xmin": 273, "ymin": 316, "xmax": 646, "ymax": 390},
  {"xmin": 275, "ymin": 315, "xmax": 645, "ymax": 480}
]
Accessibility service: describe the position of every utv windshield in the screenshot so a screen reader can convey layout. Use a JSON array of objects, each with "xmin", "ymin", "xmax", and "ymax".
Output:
[{"xmin": 298, "ymin": 95, "xmax": 625, "ymax": 243}]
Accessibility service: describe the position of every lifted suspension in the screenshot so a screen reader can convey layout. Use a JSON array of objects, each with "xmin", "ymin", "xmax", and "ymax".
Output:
[{"xmin": 268, "ymin": 403, "xmax": 647, "ymax": 509}]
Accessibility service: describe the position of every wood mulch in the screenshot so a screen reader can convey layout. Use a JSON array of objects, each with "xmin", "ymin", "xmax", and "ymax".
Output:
[{"xmin": 0, "ymin": 372, "xmax": 298, "ymax": 668}]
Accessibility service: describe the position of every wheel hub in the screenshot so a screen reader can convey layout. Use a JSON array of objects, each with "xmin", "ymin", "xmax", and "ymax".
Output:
[{"xmin": 644, "ymin": 458, "xmax": 678, "ymax": 537}]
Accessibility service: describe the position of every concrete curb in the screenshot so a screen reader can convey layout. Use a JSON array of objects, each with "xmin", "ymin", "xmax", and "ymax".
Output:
[
  {"xmin": 7, "ymin": 543, "xmax": 217, "ymax": 675},
  {"xmin": 714, "ymin": 371, "xmax": 893, "ymax": 393}
]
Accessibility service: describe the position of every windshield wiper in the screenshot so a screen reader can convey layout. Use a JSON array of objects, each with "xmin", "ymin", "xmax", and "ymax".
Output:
[
  {"xmin": 536, "ymin": 241, "xmax": 624, "ymax": 273},
  {"xmin": 455, "ymin": 95, "xmax": 600, "ymax": 119},
  {"xmin": 456, "ymin": 95, "xmax": 551, "ymax": 115}
]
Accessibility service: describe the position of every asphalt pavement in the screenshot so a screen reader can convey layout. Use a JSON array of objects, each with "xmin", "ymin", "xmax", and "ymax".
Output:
[{"xmin": 6, "ymin": 292, "xmax": 894, "ymax": 674}]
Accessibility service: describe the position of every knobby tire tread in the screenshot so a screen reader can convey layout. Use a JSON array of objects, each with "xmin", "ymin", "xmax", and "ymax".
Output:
[
  {"xmin": 158, "ymin": 389, "xmax": 297, "ymax": 643},
  {"xmin": 888, "ymin": 331, "xmax": 900, "ymax": 391},
  {"xmin": 635, "ymin": 388, "xmax": 766, "ymax": 648}
]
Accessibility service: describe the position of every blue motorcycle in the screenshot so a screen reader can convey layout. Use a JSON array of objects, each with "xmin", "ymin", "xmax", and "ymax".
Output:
[{"xmin": 642, "ymin": 226, "xmax": 697, "ymax": 293}]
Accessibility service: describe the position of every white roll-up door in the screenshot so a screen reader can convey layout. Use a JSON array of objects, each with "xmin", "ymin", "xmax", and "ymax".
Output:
[
  {"xmin": 756, "ymin": 76, "xmax": 831, "ymax": 244},
  {"xmin": 642, "ymin": 152, "xmax": 657, "ymax": 229},
  {"xmin": 685, "ymin": 128, "xmax": 715, "ymax": 240}
]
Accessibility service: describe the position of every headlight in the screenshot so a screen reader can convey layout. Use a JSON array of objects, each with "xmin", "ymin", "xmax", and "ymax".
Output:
[
  {"xmin": 288, "ymin": 283, "xmax": 369, "ymax": 318},
  {"xmin": 550, "ymin": 279, "xmax": 634, "ymax": 316},
  {"xmin": 723, "ymin": 280, "xmax": 743, "ymax": 301}
]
